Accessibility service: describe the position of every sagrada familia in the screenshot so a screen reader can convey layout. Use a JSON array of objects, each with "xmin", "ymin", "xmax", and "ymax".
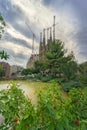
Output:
[{"xmin": 26, "ymin": 16, "xmax": 56, "ymax": 69}]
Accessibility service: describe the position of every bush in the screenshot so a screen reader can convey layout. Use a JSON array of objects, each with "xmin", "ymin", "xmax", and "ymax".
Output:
[
  {"xmin": 0, "ymin": 81, "xmax": 87, "ymax": 129},
  {"xmin": 57, "ymin": 77, "xmax": 67, "ymax": 84},
  {"xmin": 62, "ymin": 80, "xmax": 83, "ymax": 92},
  {"xmin": 37, "ymin": 82, "xmax": 87, "ymax": 130},
  {"xmin": 0, "ymin": 81, "xmax": 35, "ymax": 130},
  {"xmin": 79, "ymin": 74, "xmax": 87, "ymax": 86},
  {"xmin": 41, "ymin": 75, "xmax": 53, "ymax": 82}
]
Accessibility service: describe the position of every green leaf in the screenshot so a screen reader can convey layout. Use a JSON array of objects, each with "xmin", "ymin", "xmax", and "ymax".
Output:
[{"xmin": 47, "ymin": 123, "xmax": 55, "ymax": 130}]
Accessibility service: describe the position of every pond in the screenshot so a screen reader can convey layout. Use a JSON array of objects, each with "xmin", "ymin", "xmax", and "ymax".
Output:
[
  {"xmin": 0, "ymin": 81, "xmax": 38, "ymax": 125},
  {"xmin": 0, "ymin": 81, "xmax": 37, "ymax": 106}
]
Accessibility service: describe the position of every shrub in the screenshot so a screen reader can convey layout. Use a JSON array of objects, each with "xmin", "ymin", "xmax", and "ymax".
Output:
[
  {"xmin": 62, "ymin": 80, "xmax": 83, "ymax": 92},
  {"xmin": 0, "ymin": 81, "xmax": 87, "ymax": 130},
  {"xmin": 0, "ymin": 81, "xmax": 35, "ymax": 130},
  {"xmin": 79, "ymin": 74, "xmax": 87, "ymax": 86}
]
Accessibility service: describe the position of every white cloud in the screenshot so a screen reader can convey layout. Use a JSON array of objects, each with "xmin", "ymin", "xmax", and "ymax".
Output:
[
  {"xmin": 6, "ymin": 23, "xmax": 39, "ymax": 49},
  {"xmin": 11, "ymin": 0, "xmax": 55, "ymax": 29},
  {"xmin": 0, "ymin": 41, "xmax": 31, "ymax": 56}
]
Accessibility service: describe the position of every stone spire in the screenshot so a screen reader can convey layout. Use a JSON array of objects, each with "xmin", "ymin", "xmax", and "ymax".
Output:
[
  {"xmin": 50, "ymin": 27, "xmax": 52, "ymax": 42},
  {"xmin": 43, "ymin": 28, "xmax": 46, "ymax": 50},
  {"xmin": 39, "ymin": 32, "xmax": 43, "ymax": 54},
  {"xmin": 53, "ymin": 16, "xmax": 56, "ymax": 41}
]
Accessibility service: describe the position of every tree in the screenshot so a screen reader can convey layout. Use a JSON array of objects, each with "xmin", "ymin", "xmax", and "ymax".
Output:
[
  {"xmin": 79, "ymin": 61, "xmax": 87, "ymax": 74},
  {"xmin": 46, "ymin": 40, "xmax": 78, "ymax": 80},
  {"xmin": 0, "ymin": 50, "xmax": 9, "ymax": 60},
  {"xmin": 21, "ymin": 68, "xmax": 34, "ymax": 76},
  {"xmin": 0, "ymin": 13, "xmax": 6, "ymax": 39},
  {"xmin": 34, "ymin": 61, "xmax": 47, "ymax": 74},
  {"xmin": 0, "ymin": 14, "xmax": 9, "ymax": 60},
  {"xmin": 60, "ymin": 53, "xmax": 78, "ymax": 80},
  {"xmin": 46, "ymin": 40, "xmax": 65, "ymax": 77}
]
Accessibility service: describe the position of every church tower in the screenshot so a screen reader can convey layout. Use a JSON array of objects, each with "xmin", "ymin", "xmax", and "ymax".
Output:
[
  {"xmin": 39, "ymin": 32, "xmax": 43, "ymax": 54},
  {"xmin": 43, "ymin": 28, "xmax": 46, "ymax": 51},
  {"xmin": 50, "ymin": 27, "xmax": 52, "ymax": 42}
]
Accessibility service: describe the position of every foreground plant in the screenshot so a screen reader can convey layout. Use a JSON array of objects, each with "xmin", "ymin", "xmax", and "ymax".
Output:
[
  {"xmin": 0, "ymin": 13, "xmax": 6, "ymax": 39},
  {"xmin": 37, "ymin": 81, "xmax": 87, "ymax": 130},
  {"xmin": 0, "ymin": 81, "xmax": 35, "ymax": 130},
  {"xmin": 0, "ymin": 81, "xmax": 87, "ymax": 130}
]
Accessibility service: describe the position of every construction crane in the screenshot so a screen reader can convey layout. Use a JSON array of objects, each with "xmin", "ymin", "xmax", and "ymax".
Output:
[{"xmin": 25, "ymin": 21, "xmax": 36, "ymax": 55}]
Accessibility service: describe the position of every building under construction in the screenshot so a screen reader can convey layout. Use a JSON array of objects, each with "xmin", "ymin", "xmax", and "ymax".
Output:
[
  {"xmin": 26, "ymin": 16, "xmax": 56, "ymax": 69},
  {"xmin": 26, "ymin": 54, "xmax": 39, "ymax": 68}
]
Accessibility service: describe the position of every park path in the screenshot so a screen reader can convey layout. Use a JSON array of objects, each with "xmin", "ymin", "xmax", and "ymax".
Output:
[{"xmin": 18, "ymin": 81, "xmax": 38, "ymax": 106}]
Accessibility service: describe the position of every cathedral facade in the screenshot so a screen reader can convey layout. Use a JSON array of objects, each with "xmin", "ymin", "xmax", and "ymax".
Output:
[
  {"xmin": 39, "ymin": 27, "xmax": 52, "ymax": 62},
  {"xmin": 26, "ymin": 16, "xmax": 55, "ymax": 69}
]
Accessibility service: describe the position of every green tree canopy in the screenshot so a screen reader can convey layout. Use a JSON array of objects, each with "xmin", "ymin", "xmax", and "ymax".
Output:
[
  {"xmin": 0, "ymin": 50, "xmax": 9, "ymax": 60},
  {"xmin": 45, "ymin": 40, "xmax": 78, "ymax": 80},
  {"xmin": 34, "ymin": 61, "xmax": 47, "ymax": 74},
  {"xmin": 0, "ymin": 14, "xmax": 9, "ymax": 60},
  {"xmin": 0, "ymin": 13, "xmax": 6, "ymax": 39},
  {"xmin": 21, "ymin": 68, "xmax": 35, "ymax": 76}
]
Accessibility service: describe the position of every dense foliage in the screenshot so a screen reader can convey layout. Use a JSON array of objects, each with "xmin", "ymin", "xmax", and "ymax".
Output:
[
  {"xmin": 0, "ymin": 13, "xmax": 6, "ymax": 39},
  {"xmin": 21, "ymin": 68, "xmax": 35, "ymax": 76},
  {"xmin": 0, "ymin": 82, "xmax": 34, "ymax": 130},
  {"xmin": 0, "ymin": 50, "xmax": 9, "ymax": 78},
  {"xmin": 0, "ymin": 50, "xmax": 9, "ymax": 60},
  {"xmin": 0, "ymin": 14, "xmax": 9, "ymax": 60},
  {"xmin": 0, "ymin": 81, "xmax": 87, "ymax": 130},
  {"xmin": 45, "ymin": 40, "xmax": 78, "ymax": 80}
]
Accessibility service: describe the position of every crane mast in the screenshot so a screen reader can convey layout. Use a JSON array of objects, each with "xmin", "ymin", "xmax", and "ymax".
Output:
[{"xmin": 25, "ymin": 22, "xmax": 36, "ymax": 55}]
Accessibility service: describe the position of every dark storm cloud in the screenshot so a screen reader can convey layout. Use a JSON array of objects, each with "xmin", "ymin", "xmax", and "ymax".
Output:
[
  {"xmin": 70, "ymin": 0, "xmax": 87, "ymax": 62},
  {"xmin": 43, "ymin": 0, "xmax": 52, "ymax": 5},
  {"xmin": 4, "ymin": 33, "xmax": 32, "ymax": 49},
  {"xmin": 0, "ymin": 0, "xmax": 33, "ymax": 39},
  {"xmin": 0, "ymin": 46, "xmax": 27, "ymax": 60}
]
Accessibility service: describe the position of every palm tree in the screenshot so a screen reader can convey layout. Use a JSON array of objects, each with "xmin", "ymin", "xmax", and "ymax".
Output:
[{"xmin": 0, "ymin": 50, "xmax": 9, "ymax": 60}]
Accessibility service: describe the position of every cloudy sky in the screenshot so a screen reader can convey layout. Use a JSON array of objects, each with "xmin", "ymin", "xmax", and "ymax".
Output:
[{"xmin": 0, "ymin": 0, "xmax": 87, "ymax": 67}]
